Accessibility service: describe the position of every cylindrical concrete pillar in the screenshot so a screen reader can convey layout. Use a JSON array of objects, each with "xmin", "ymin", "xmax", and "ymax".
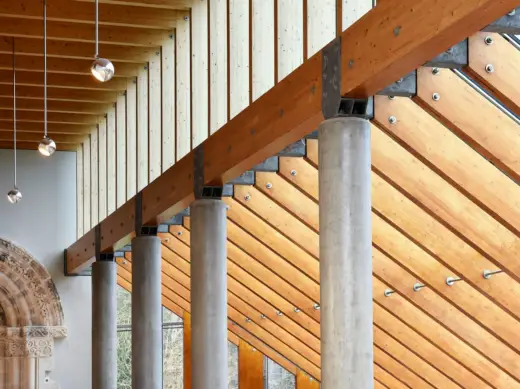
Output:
[
  {"xmin": 319, "ymin": 117, "xmax": 373, "ymax": 389},
  {"xmin": 132, "ymin": 235, "xmax": 162, "ymax": 389},
  {"xmin": 190, "ymin": 199, "xmax": 228, "ymax": 389},
  {"xmin": 92, "ymin": 260, "xmax": 117, "ymax": 389}
]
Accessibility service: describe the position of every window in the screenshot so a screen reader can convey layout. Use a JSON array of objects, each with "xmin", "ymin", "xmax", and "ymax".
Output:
[
  {"xmin": 228, "ymin": 341, "xmax": 238, "ymax": 389},
  {"xmin": 116, "ymin": 286, "xmax": 184, "ymax": 389},
  {"xmin": 265, "ymin": 358, "xmax": 295, "ymax": 389}
]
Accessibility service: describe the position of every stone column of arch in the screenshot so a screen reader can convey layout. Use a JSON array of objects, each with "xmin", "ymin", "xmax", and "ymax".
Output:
[{"xmin": 0, "ymin": 238, "xmax": 67, "ymax": 389}]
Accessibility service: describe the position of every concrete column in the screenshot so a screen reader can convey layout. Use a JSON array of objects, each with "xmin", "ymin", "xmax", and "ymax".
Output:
[
  {"xmin": 131, "ymin": 235, "xmax": 162, "ymax": 389},
  {"xmin": 319, "ymin": 117, "xmax": 373, "ymax": 389},
  {"xmin": 92, "ymin": 260, "xmax": 117, "ymax": 389},
  {"xmin": 190, "ymin": 199, "xmax": 228, "ymax": 389}
]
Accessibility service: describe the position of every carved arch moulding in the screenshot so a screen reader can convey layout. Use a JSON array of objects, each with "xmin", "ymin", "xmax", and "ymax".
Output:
[{"xmin": 0, "ymin": 238, "xmax": 67, "ymax": 388}]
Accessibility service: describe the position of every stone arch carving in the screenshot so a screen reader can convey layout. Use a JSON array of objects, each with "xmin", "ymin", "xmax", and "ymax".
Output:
[{"xmin": 0, "ymin": 238, "xmax": 67, "ymax": 388}]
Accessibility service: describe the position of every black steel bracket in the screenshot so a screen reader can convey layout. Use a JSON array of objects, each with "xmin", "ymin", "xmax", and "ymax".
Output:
[
  {"xmin": 426, "ymin": 40, "xmax": 468, "ymax": 68},
  {"xmin": 484, "ymin": 8, "xmax": 520, "ymax": 34},
  {"xmin": 322, "ymin": 36, "xmax": 374, "ymax": 120},
  {"xmin": 135, "ymin": 192, "xmax": 158, "ymax": 236},
  {"xmin": 194, "ymin": 144, "xmax": 224, "ymax": 199},
  {"xmin": 377, "ymin": 71, "xmax": 417, "ymax": 97}
]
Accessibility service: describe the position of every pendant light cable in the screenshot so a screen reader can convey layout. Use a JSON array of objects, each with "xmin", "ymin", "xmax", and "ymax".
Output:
[
  {"xmin": 43, "ymin": 0, "xmax": 48, "ymax": 138},
  {"xmin": 95, "ymin": 0, "xmax": 99, "ymax": 59},
  {"xmin": 12, "ymin": 38, "xmax": 16, "ymax": 189}
]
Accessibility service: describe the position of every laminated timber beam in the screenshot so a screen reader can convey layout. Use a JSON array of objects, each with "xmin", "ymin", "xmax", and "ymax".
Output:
[{"xmin": 65, "ymin": 0, "xmax": 520, "ymax": 273}]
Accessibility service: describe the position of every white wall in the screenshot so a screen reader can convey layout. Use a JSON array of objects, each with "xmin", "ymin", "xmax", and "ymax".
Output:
[{"xmin": 0, "ymin": 149, "xmax": 91, "ymax": 389}]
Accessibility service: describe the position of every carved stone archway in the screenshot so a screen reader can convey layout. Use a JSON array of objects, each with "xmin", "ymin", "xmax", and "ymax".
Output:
[{"xmin": 0, "ymin": 238, "xmax": 67, "ymax": 388}]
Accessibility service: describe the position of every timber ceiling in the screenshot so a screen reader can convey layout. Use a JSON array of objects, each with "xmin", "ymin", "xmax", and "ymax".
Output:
[
  {"xmin": 0, "ymin": 0, "xmax": 188, "ymax": 151},
  {"xmin": 117, "ymin": 32, "xmax": 520, "ymax": 387}
]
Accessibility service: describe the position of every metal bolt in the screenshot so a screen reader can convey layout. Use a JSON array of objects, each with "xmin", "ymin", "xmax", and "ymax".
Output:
[
  {"xmin": 290, "ymin": 170, "xmax": 297, "ymax": 176},
  {"xmin": 163, "ymin": 238, "xmax": 170, "ymax": 243},
  {"xmin": 384, "ymin": 289, "xmax": 395, "ymax": 297},
  {"xmin": 445, "ymin": 47, "xmax": 454, "ymax": 54},
  {"xmin": 388, "ymin": 95, "xmax": 395, "ymax": 100},
  {"xmin": 313, "ymin": 303, "xmax": 320, "ymax": 310},
  {"xmin": 446, "ymin": 276, "xmax": 462, "ymax": 286},
  {"xmin": 244, "ymin": 194, "xmax": 251, "ymax": 201},
  {"xmin": 432, "ymin": 93, "xmax": 440, "ymax": 101},
  {"xmin": 184, "ymin": 15, "xmax": 189, "ymax": 21},
  {"xmin": 484, "ymin": 36, "xmax": 494, "ymax": 45},
  {"xmin": 169, "ymin": 33, "xmax": 174, "ymax": 39},
  {"xmin": 144, "ymin": 65, "xmax": 148, "ymax": 70},
  {"xmin": 293, "ymin": 307, "xmax": 301, "ymax": 313},
  {"xmin": 266, "ymin": 183, "xmax": 273, "ymax": 189},
  {"xmin": 276, "ymin": 310, "xmax": 283, "ymax": 316},
  {"xmin": 122, "ymin": 260, "xmax": 127, "ymax": 265},
  {"xmin": 156, "ymin": 51, "xmax": 160, "ymax": 56},
  {"xmin": 388, "ymin": 116, "xmax": 397, "ymax": 125},
  {"xmin": 396, "ymin": 78, "xmax": 403, "ymax": 84},
  {"xmin": 176, "ymin": 231, "xmax": 182, "ymax": 236},
  {"xmin": 508, "ymin": 9, "xmax": 516, "ymax": 16},
  {"xmin": 252, "ymin": 348, "xmax": 257, "ymax": 352},
  {"xmin": 483, "ymin": 269, "xmax": 503, "ymax": 279},
  {"xmin": 413, "ymin": 283, "xmax": 426, "ymax": 292},
  {"xmin": 485, "ymin": 64, "xmax": 494, "ymax": 73},
  {"xmin": 432, "ymin": 67, "xmax": 440, "ymax": 75},
  {"xmin": 260, "ymin": 314, "xmax": 266, "ymax": 319},
  {"xmin": 245, "ymin": 317, "xmax": 252, "ymax": 323}
]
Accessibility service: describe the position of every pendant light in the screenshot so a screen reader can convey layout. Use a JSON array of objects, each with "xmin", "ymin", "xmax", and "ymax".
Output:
[
  {"xmin": 91, "ymin": 0, "xmax": 115, "ymax": 82},
  {"xmin": 7, "ymin": 39, "xmax": 22, "ymax": 204},
  {"xmin": 38, "ymin": 0, "xmax": 56, "ymax": 157}
]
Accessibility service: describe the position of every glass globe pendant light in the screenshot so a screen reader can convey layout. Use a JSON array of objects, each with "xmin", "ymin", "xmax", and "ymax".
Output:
[
  {"xmin": 91, "ymin": 0, "xmax": 115, "ymax": 82},
  {"xmin": 7, "ymin": 39, "xmax": 22, "ymax": 204},
  {"xmin": 38, "ymin": 0, "xmax": 56, "ymax": 157}
]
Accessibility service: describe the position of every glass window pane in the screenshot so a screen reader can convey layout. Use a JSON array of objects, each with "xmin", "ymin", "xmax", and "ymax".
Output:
[
  {"xmin": 117, "ymin": 331, "xmax": 132, "ymax": 389},
  {"xmin": 163, "ymin": 306, "xmax": 182, "ymax": 324},
  {"xmin": 228, "ymin": 341, "xmax": 238, "ymax": 389},
  {"xmin": 117, "ymin": 286, "xmax": 132, "ymax": 325},
  {"xmin": 163, "ymin": 328, "xmax": 183, "ymax": 389},
  {"xmin": 266, "ymin": 358, "xmax": 295, "ymax": 389}
]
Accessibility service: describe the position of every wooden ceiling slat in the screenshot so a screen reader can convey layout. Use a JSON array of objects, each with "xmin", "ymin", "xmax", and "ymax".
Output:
[
  {"xmin": 0, "ymin": 70, "xmax": 128, "ymax": 91},
  {"xmin": 118, "ymin": 255, "xmax": 321, "ymax": 379},
  {"xmin": 201, "ymin": 213, "xmax": 320, "ymax": 304},
  {"xmin": 415, "ymin": 67, "xmax": 520, "ymax": 184},
  {"xmin": 252, "ymin": 155, "xmax": 520, "ymax": 381},
  {"xmin": 289, "ymin": 148, "xmax": 520, "ymax": 325},
  {"xmin": 0, "ymin": 98, "xmax": 111, "ymax": 115},
  {"xmin": 223, "ymin": 197, "xmax": 319, "ymax": 282},
  {"xmin": 90, "ymin": 0, "xmax": 192, "ymax": 10},
  {"xmin": 161, "ymin": 231, "xmax": 321, "ymax": 338},
  {"xmin": 373, "ymin": 364, "xmax": 410, "ymax": 389},
  {"xmin": 0, "ymin": 37, "xmax": 156, "ymax": 63},
  {"xmin": 374, "ymin": 308, "xmax": 490, "ymax": 389},
  {"xmin": 0, "ymin": 0, "xmax": 181, "ymax": 29},
  {"xmin": 371, "ymin": 125, "xmax": 520, "ymax": 280},
  {"xmin": 374, "ymin": 347, "xmax": 435, "ymax": 389},
  {"xmin": 0, "ymin": 110, "xmax": 102, "ymax": 124},
  {"xmin": 374, "ymin": 248, "xmax": 520, "ymax": 380},
  {"xmin": 375, "ymin": 95, "xmax": 520, "ymax": 239},
  {"xmin": 373, "ymin": 212, "xmax": 520, "ymax": 350},
  {"xmin": 0, "ymin": 54, "xmax": 142, "ymax": 77},
  {"xmin": 170, "ymin": 223, "xmax": 321, "ymax": 324},
  {"xmin": 0, "ymin": 122, "xmax": 95, "ymax": 134},
  {"xmin": 374, "ymin": 278, "xmax": 520, "ymax": 388},
  {"xmin": 0, "ymin": 140, "xmax": 77, "ymax": 151},
  {"xmin": 233, "ymin": 185, "xmax": 319, "ymax": 259},
  {"xmin": 0, "ymin": 131, "xmax": 85, "ymax": 144},
  {"xmin": 255, "ymin": 172, "xmax": 319, "ymax": 232},
  {"xmin": 467, "ymin": 32, "xmax": 520, "ymax": 116},
  {"xmin": 0, "ymin": 17, "xmax": 170, "ymax": 47},
  {"xmin": 0, "ymin": 85, "xmax": 119, "ymax": 103}
]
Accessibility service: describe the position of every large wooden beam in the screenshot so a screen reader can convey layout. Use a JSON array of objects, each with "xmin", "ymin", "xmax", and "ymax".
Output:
[{"xmin": 65, "ymin": 0, "xmax": 518, "ymax": 272}]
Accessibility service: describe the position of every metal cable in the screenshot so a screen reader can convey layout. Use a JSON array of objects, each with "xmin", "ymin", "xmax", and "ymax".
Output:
[
  {"xmin": 12, "ymin": 38, "xmax": 16, "ymax": 188},
  {"xmin": 95, "ymin": 0, "xmax": 99, "ymax": 58},
  {"xmin": 43, "ymin": 0, "xmax": 48, "ymax": 137}
]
